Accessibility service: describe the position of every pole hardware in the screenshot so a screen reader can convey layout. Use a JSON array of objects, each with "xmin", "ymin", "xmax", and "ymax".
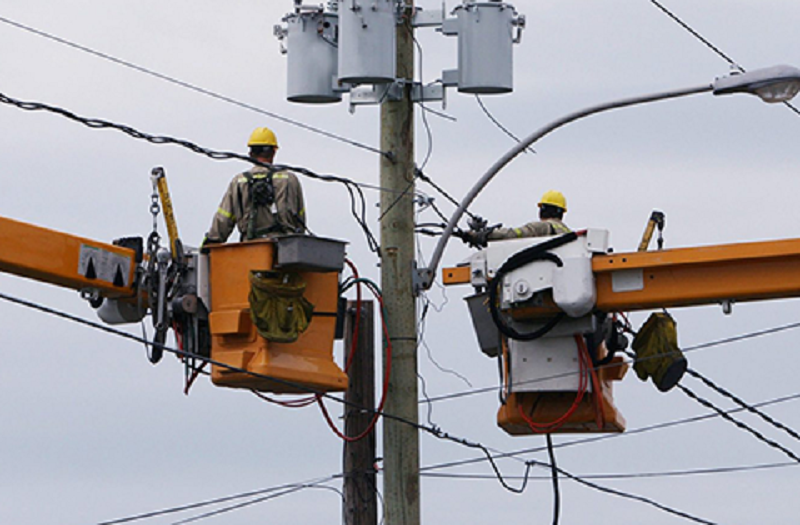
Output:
[{"xmin": 277, "ymin": 0, "xmax": 525, "ymax": 104}]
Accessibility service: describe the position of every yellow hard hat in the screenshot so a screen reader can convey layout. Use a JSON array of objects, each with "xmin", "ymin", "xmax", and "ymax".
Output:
[
  {"xmin": 538, "ymin": 190, "xmax": 567, "ymax": 212},
  {"xmin": 247, "ymin": 127, "xmax": 278, "ymax": 148}
]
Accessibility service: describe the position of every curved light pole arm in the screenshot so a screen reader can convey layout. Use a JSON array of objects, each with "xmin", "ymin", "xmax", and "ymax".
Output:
[{"xmin": 417, "ymin": 83, "xmax": 713, "ymax": 292}]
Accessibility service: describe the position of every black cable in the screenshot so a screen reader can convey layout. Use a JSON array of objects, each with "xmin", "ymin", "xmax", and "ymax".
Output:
[
  {"xmin": 686, "ymin": 368, "xmax": 800, "ymax": 443},
  {"xmin": 677, "ymin": 384, "xmax": 800, "ymax": 463},
  {"xmin": 97, "ymin": 475, "xmax": 341, "ymax": 525},
  {"xmin": 421, "ymin": 391, "xmax": 800, "ymax": 474},
  {"xmin": 475, "ymin": 95, "xmax": 536, "ymax": 155},
  {"xmin": 647, "ymin": 0, "xmax": 800, "ymax": 117},
  {"xmin": 421, "ymin": 461, "xmax": 797, "ymax": 481},
  {"xmin": 486, "ymin": 233, "xmax": 578, "ymax": 341},
  {"xmin": 415, "ymin": 168, "xmax": 480, "ymax": 222},
  {"xmin": 0, "ymin": 15, "xmax": 390, "ymax": 157},
  {"xmin": 545, "ymin": 434, "xmax": 560, "ymax": 525},
  {"xmin": 0, "ymin": 289, "xmax": 785, "ymax": 525},
  {"xmin": 553, "ymin": 465, "xmax": 718, "ymax": 525},
  {"xmin": 421, "ymin": 320, "xmax": 800, "ymax": 406},
  {"xmin": 172, "ymin": 483, "xmax": 344, "ymax": 525},
  {"xmin": 0, "ymin": 92, "xmax": 381, "ymax": 255},
  {"xmin": 410, "ymin": 23, "xmax": 434, "ymax": 171}
]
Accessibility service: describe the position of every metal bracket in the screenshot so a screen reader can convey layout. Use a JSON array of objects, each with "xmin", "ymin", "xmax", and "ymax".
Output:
[
  {"xmin": 413, "ymin": 263, "xmax": 435, "ymax": 297},
  {"xmin": 411, "ymin": 3, "xmax": 446, "ymax": 28},
  {"xmin": 349, "ymin": 80, "xmax": 446, "ymax": 112}
]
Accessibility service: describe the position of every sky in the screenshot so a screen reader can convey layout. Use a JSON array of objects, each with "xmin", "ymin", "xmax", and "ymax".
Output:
[{"xmin": 1, "ymin": 0, "xmax": 800, "ymax": 524}]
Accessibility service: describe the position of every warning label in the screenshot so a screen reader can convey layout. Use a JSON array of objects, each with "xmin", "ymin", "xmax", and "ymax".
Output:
[{"xmin": 77, "ymin": 245, "xmax": 132, "ymax": 287}]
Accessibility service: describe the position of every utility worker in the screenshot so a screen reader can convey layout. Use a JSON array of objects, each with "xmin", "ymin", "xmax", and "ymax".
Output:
[
  {"xmin": 204, "ymin": 127, "xmax": 306, "ymax": 244},
  {"xmin": 459, "ymin": 190, "xmax": 570, "ymax": 248}
]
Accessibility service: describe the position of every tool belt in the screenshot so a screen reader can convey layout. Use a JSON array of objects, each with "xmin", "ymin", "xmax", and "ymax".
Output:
[{"xmin": 248, "ymin": 271, "xmax": 314, "ymax": 343}]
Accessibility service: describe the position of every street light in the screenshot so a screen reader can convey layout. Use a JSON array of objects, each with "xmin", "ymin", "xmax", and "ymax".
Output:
[
  {"xmin": 417, "ymin": 64, "xmax": 800, "ymax": 291},
  {"xmin": 713, "ymin": 65, "xmax": 800, "ymax": 103}
]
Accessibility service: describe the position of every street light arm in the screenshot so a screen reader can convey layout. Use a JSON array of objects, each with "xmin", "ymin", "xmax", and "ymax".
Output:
[{"xmin": 418, "ymin": 82, "xmax": 714, "ymax": 291}]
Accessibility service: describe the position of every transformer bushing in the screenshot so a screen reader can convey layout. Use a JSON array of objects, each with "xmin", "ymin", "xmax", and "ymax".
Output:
[
  {"xmin": 338, "ymin": 0, "xmax": 397, "ymax": 84},
  {"xmin": 283, "ymin": 10, "xmax": 341, "ymax": 103}
]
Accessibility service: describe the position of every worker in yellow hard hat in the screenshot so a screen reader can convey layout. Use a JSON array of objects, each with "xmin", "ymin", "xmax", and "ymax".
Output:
[
  {"xmin": 204, "ymin": 127, "xmax": 306, "ymax": 244},
  {"xmin": 458, "ymin": 190, "xmax": 570, "ymax": 248}
]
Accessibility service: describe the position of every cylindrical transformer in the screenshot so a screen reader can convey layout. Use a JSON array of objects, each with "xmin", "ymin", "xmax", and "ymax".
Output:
[
  {"xmin": 285, "ymin": 11, "xmax": 341, "ymax": 103},
  {"xmin": 338, "ymin": 0, "xmax": 396, "ymax": 84},
  {"xmin": 455, "ymin": 2, "xmax": 517, "ymax": 94}
]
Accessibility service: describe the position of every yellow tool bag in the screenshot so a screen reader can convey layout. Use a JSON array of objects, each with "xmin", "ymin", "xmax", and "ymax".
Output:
[
  {"xmin": 248, "ymin": 271, "xmax": 314, "ymax": 343},
  {"xmin": 631, "ymin": 312, "xmax": 687, "ymax": 392}
]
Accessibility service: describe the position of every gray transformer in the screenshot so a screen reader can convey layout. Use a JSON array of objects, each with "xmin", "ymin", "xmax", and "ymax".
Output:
[
  {"xmin": 453, "ymin": 2, "xmax": 520, "ymax": 94},
  {"xmin": 338, "ymin": 0, "xmax": 397, "ymax": 84},
  {"xmin": 284, "ymin": 10, "xmax": 341, "ymax": 103}
]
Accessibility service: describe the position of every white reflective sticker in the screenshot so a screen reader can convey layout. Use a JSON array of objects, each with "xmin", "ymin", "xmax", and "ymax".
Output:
[
  {"xmin": 611, "ymin": 269, "xmax": 644, "ymax": 293},
  {"xmin": 77, "ymin": 245, "xmax": 131, "ymax": 287}
]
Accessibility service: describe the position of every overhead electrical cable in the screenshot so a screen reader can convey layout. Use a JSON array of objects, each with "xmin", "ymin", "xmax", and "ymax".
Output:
[
  {"xmin": 419, "ymin": 320, "xmax": 800, "ymax": 405},
  {"xmin": 420, "ymin": 391, "xmax": 800, "ymax": 474},
  {"xmin": 647, "ymin": 0, "xmax": 800, "ymax": 117},
  {"xmin": 677, "ymin": 383, "xmax": 800, "ymax": 463},
  {"xmin": 475, "ymin": 95, "xmax": 536, "ymax": 154},
  {"xmin": 172, "ymin": 483, "xmax": 345, "ymax": 525},
  {"xmin": 420, "ymin": 461, "xmax": 797, "ymax": 481},
  {"xmin": 685, "ymin": 368, "xmax": 800, "ymax": 443},
  {"xmin": 0, "ymin": 290, "xmax": 721, "ymax": 524},
  {"xmin": 0, "ymin": 15, "xmax": 390, "ymax": 157},
  {"xmin": 0, "ymin": 92, "xmax": 380, "ymax": 254},
  {"xmin": 97, "ymin": 475, "xmax": 341, "ymax": 525}
]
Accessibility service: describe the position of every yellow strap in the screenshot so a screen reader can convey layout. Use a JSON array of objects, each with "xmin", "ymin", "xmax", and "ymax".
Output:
[
  {"xmin": 217, "ymin": 207, "xmax": 234, "ymax": 220},
  {"xmin": 514, "ymin": 228, "xmax": 523, "ymax": 237},
  {"xmin": 237, "ymin": 172, "xmax": 289, "ymax": 183}
]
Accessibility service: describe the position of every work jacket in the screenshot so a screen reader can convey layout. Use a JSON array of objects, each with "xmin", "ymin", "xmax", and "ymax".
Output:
[
  {"xmin": 489, "ymin": 218, "xmax": 570, "ymax": 240},
  {"xmin": 206, "ymin": 166, "xmax": 306, "ymax": 243}
]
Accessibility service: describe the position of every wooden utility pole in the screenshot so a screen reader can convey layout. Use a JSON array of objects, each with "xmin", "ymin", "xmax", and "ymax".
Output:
[
  {"xmin": 379, "ymin": 3, "xmax": 419, "ymax": 525},
  {"xmin": 344, "ymin": 300, "xmax": 377, "ymax": 525}
]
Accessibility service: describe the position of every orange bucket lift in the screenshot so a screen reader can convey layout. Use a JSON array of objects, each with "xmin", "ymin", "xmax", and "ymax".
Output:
[{"xmin": 205, "ymin": 236, "xmax": 348, "ymax": 394}]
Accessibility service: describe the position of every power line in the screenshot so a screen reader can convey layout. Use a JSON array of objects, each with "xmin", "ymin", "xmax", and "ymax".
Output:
[
  {"xmin": 685, "ymin": 368, "xmax": 800, "ymax": 444},
  {"xmin": 648, "ymin": 0, "xmax": 800, "ymax": 117},
  {"xmin": 420, "ymin": 461, "xmax": 797, "ymax": 481},
  {"xmin": 420, "ymin": 391, "xmax": 800, "ymax": 473},
  {"xmin": 172, "ymin": 483, "xmax": 345, "ymax": 525},
  {"xmin": 677, "ymin": 384, "xmax": 800, "ymax": 463},
  {"xmin": 419, "ymin": 320, "xmax": 800, "ymax": 405},
  {"xmin": 97, "ymin": 475, "xmax": 341, "ymax": 525},
  {"xmin": 0, "ymin": 15, "xmax": 389, "ymax": 157},
  {"xmin": 0, "ymin": 92, "xmax": 381, "ymax": 254},
  {"xmin": 474, "ymin": 95, "xmax": 536, "ymax": 155},
  {"xmin": 0, "ymin": 290, "xmax": 719, "ymax": 523}
]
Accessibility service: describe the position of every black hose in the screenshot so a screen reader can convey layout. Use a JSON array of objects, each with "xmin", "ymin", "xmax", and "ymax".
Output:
[{"xmin": 487, "ymin": 232, "xmax": 578, "ymax": 341}]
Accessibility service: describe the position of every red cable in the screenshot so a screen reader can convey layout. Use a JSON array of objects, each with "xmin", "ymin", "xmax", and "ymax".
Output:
[
  {"xmin": 317, "ymin": 283, "xmax": 391, "ymax": 442},
  {"xmin": 518, "ymin": 335, "xmax": 589, "ymax": 433}
]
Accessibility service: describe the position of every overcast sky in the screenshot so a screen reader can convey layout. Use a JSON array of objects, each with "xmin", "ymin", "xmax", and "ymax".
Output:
[{"xmin": 1, "ymin": 1, "xmax": 800, "ymax": 524}]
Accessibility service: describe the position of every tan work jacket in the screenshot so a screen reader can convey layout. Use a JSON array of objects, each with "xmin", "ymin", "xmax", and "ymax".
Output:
[
  {"xmin": 206, "ymin": 166, "xmax": 306, "ymax": 243},
  {"xmin": 489, "ymin": 218, "xmax": 570, "ymax": 240}
]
